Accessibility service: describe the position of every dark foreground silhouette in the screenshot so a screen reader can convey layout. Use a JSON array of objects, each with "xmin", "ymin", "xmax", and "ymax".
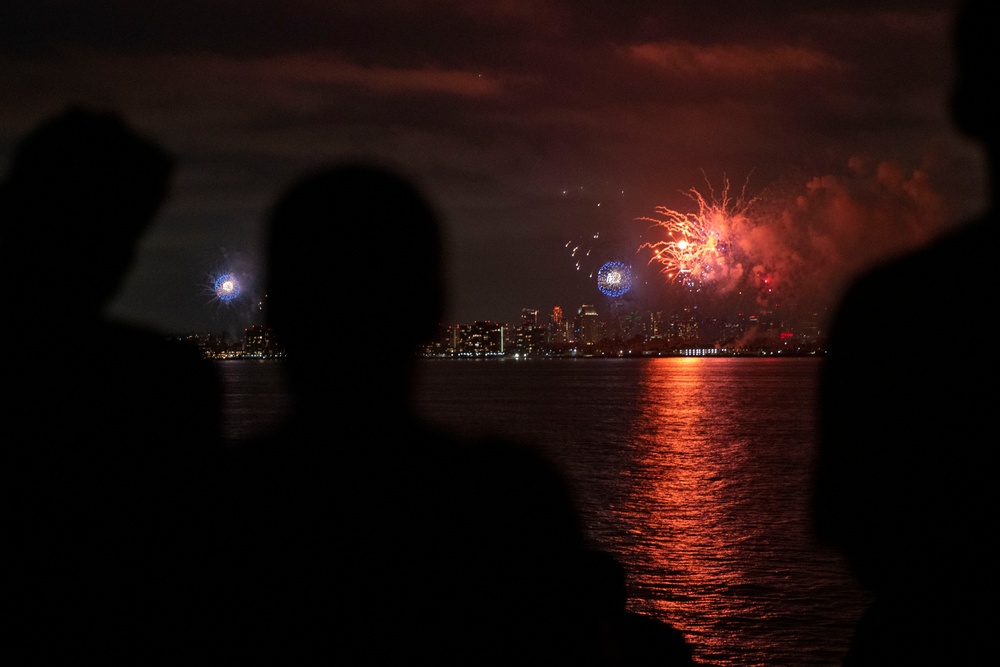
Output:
[
  {"xmin": 812, "ymin": 2, "xmax": 995, "ymax": 664},
  {"xmin": 214, "ymin": 162, "xmax": 697, "ymax": 665},
  {"xmin": 2, "ymin": 107, "xmax": 223, "ymax": 658}
]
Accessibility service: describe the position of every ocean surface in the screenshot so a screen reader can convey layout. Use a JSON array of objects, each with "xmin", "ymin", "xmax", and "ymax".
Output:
[{"xmin": 218, "ymin": 356, "xmax": 870, "ymax": 667}]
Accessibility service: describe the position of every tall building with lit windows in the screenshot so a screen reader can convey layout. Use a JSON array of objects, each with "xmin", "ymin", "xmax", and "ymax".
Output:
[
  {"xmin": 515, "ymin": 308, "xmax": 545, "ymax": 355},
  {"xmin": 548, "ymin": 306, "xmax": 569, "ymax": 345},
  {"xmin": 242, "ymin": 325, "xmax": 282, "ymax": 358},
  {"xmin": 459, "ymin": 320, "xmax": 506, "ymax": 356},
  {"xmin": 575, "ymin": 304, "xmax": 600, "ymax": 346}
]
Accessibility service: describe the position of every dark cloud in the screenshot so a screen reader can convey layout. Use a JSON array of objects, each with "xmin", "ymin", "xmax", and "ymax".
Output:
[{"xmin": 0, "ymin": 0, "xmax": 982, "ymax": 336}]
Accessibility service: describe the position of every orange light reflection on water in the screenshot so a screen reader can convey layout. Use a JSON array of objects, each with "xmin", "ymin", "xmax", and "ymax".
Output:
[{"xmin": 616, "ymin": 358, "xmax": 785, "ymax": 665}]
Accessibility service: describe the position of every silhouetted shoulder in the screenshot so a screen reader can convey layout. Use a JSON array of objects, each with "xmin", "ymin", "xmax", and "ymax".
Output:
[
  {"xmin": 96, "ymin": 323, "xmax": 223, "ymax": 443},
  {"xmin": 814, "ymin": 3, "xmax": 996, "ymax": 662},
  {"xmin": 3, "ymin": 107, "xmax": 224, "ymax": 661},
  {"xmin": 814, "ymin": 214, "xmax": 994, "ymax": 610},
  {"xmin": 436, "ymin": 433, "xmax": 588, "ymax": 542},
  {"xmin": 827, "ymin": 216, "xmax": 990, "ymax": 335}
]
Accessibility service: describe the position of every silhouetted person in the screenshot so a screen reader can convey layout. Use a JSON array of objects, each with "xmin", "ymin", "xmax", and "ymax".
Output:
[
  {"xmin": 584, "ymin": 549, "xmax": 697, "ymax": 666},
  {"xmin": 2, "ymin": 107, "xmax": 224, "ymax": 659},
  {"xmin": 812, "ymin": 2, "xmax": 995, "ymax": 664},
  {"xmin": 215, "ymin": 161, "xmax": 696, "ymax": 665}
]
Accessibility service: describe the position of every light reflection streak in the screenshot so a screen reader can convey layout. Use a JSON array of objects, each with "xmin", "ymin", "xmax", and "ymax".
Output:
[
  {"xmin": 623, "ymin": 358, "xmax": 749, "ymax": 663},
  {"xmin": 606, "ymin": 357, "xmax": 859, "ymax": 667},
  {"xmin": 411, "ymin": 356, "xmax": 867, "ymax": 666}
]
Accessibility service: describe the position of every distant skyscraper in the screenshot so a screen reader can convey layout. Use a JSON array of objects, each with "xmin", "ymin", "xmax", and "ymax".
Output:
[
  {"xmin": 521, "ymin": 308, "xmax": 538, "ymax": 327},
  {"xmin": 548, "ymin": 306, "xmax": 569, "ymax": 345},
  {"xmin": 461, "ymin": 320, "xmax": 506, "ymax": 356},
  {"xmin": 242, "ymin": 324, "xmax": 281, "ymax": 357},
  {"xmin": 576, "ymin": 304, "xmax": 600, "ymax": 346}
]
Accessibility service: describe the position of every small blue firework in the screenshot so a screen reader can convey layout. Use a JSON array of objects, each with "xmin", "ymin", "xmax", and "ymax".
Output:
[
  {"xmin": 597, "ymin": 261, "xmax": 632, "ymax": 297},
  {"xmin": 214, "ymin": 273, "xmax": 241, "ymax": 301}
]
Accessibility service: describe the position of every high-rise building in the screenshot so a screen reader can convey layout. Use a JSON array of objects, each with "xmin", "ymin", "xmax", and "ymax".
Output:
[
  {"xmin": 458, "ymin": 320, "xmax": 506, "ymax": 356},
  {"xmin": 548, "ymin": 306, "xmax": 569, "ymax": 346},
  {"xmin": 515, "ymin": 308, "xmax": 546, "ymax": 355},
  {"xmin": 576, "ymin": 304, "xmax": 600, "ymax": 347},
  {"xmin": 242, "ymin": 325, "xmax": 282, "ymax": 358}
]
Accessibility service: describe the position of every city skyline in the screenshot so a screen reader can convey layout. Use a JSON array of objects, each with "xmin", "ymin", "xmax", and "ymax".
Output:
[
  {"xmin": 189, "ymin": 295, "xmax": 824, "ymax": 362},
  {"xmin": 0, "ymin": 1, "xmax": 982, "ymax": 336}
]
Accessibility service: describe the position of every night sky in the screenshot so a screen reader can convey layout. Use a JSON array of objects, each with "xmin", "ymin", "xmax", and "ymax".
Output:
[{"xmin": 0, "ymin": 1, "xmax": 984, "ymax": 337}]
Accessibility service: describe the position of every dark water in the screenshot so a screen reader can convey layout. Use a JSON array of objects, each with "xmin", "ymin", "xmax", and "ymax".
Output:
[{"xmin": 219, "ymin": 356, "xmax": 870, "ymax": 667}]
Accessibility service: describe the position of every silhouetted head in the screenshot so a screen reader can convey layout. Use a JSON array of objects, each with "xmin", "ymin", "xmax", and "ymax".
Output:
[
  {"xmin": 951, "ymin": 1, "xmax": 997, "ymax": 152},
  {"xmin": 0, "ymin": 107, "xmax": 174, "ymax": 317},
  {"xmin": 265, "ymin": 161, "xmax": 445, "ymax": 401}
]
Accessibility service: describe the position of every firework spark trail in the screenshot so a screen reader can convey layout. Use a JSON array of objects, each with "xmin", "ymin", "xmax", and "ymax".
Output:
[
  {"xmin": 637, "ymin": 173, "xmax": 755, "ymax": 287},
  {"xmin": 565, "ymin": 230, "xmax": 639, "ymax": 300},
  {"xmin": 565, "ymin": 233, "xmax": 601, "ymax": 277}
]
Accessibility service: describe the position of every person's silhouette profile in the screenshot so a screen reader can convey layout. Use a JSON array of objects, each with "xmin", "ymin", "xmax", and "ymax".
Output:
[
  {"xmin": 2, "ymin": 107, "xmax": 224, "ymax": 659},
  {"xmin": 215, "ymin": 161, "xmax": 696, "ymax": 665},
  {"xmin": 812, "ymin": 2, "xmax": 994, "ymax": 663}
]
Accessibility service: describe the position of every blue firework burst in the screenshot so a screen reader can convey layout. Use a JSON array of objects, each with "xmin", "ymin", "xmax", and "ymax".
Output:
[
  {"xmin": 214, "ymin": 273, "xmax": 241, "ymax": 301},
  {"xmin": 596, "ymin": 261, "xmax": 632, "ymax": 297}
]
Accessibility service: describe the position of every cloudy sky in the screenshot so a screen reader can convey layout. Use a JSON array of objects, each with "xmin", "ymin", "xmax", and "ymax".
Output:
[{"xmin": 0, "ymin": 1, "xmax": 985, "ymax": 337}]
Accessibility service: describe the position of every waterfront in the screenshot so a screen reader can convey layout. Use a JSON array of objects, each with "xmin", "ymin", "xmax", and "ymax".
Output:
[{"xmin": 219, "ymin": 356, "xmax": 869, "ymax": 666}]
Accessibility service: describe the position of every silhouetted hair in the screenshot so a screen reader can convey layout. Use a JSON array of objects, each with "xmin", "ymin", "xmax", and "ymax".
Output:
[
  {"xmin": 265, "ymin": 162, "xmax": 445, "ymax": 356},
  {"xmin": 1, "ymin": 106, "xmax": 173, "ymax": 243},
  {"xmin": 0, "ymin": 107, "xmax": 174, "ymax": 311}
]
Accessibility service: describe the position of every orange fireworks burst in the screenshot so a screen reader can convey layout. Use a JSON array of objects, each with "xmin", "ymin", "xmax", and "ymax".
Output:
[{"xmin": 637, "ymin": 173, "xmax": 755, "ymax": 285}]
